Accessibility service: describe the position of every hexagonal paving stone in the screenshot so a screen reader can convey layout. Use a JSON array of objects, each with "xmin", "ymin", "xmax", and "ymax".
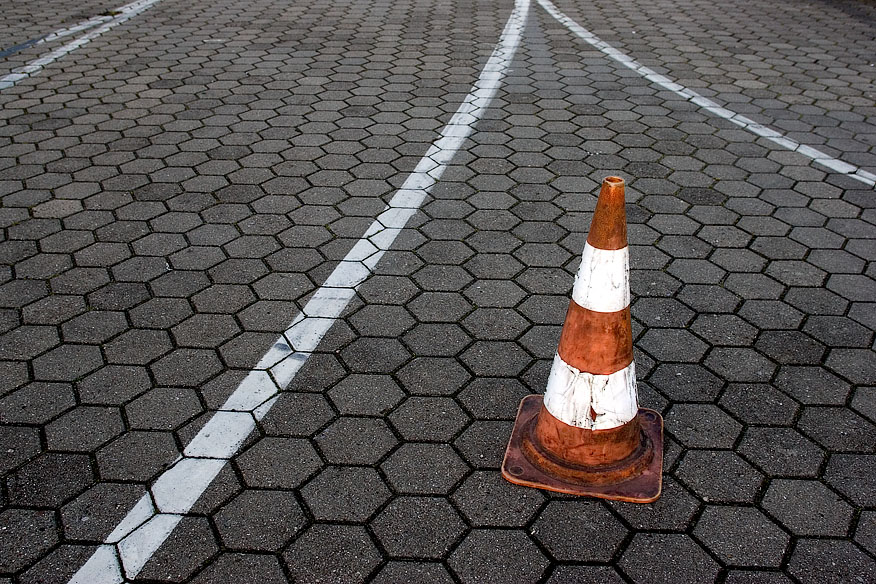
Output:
[
  {"xmin": 104, "ymin": 330, "xmax": 172, "ymax": 365},
  {"xmin": 855, "ymin": 510, "xmax": 876, "ymax": 556},
  {"xmin": 137, "ymin": 516, "xmax": 219, "ymax": 582},
  {"xmin": 638, "ymin": 329, "xmax": 708, "ymax": 363},
  {"xmin": 189, "ymin": 554, "xmax": 287, "ymax": 584},
  {"xmin": 76, "ymin": 365, "xmax": 151, "ymax": 405},
  {"xmin": 6, "ymin": 453, "xmax": 94, "ymax": 507},
  {"xmin": 61, "ymin": 482, "xmax": 143, "ymax": 542},
  {"xmin": 690, "ymin": 314, "xmax": 757, "ymax": 346},
  {"xmin": 648, "ymin": 363, "xmax": 724, "ymax": 402},
  {"xmin": 665, "ymin": 404, "xmax": 742, "ymax": 448},
  {"xmin": 762, "ymin": 479, "xmax": 853, "ymax": 537},
  {"xmin": 340, "ymin": 337, "xmax": 411, "ymax": 373},
  {"xmin": 675, "ymin": 450, "xmax": 763, "ymax": 503},
  {"xmin": 736, "ymin": 299, "xmax": 802, "ymax": 330},
  {"xmin": 172, "ymin": 314, "xmax": 241, "ymax": 348},
  {"xmin": 723, "ymin": 571, "xmax": 794, "ymax": 584},
  {"xmin": 0, "ymin": 425, "xmax": 41, "ymax": 475},
  {"xmin": 0, "ymin": 381, "xmax": 76, "ymax": 424},
  {"xmin": 125, "ymin": 388, "xmax": 202, "ymax": 431},
  {"xmin": 463, "ymin": 280, "xmax": 527, "ymax": 308},
  {"xmin": 704, "ymin": 347, "xmax": 776, "ymax": 383},
  {"xmin": 327, "ymin": 374, "xmax": 404, "ymax": 416},
  {"xmin": 371, "ymin": 496, "xmax": 466, "ymax": 559},
  {"xmin": 315, "ymin": 417, "xmax": 397, "ymax": 464},
  {"xmin": 236, "ymin": 437, "xmax": 321, "ymax": 488},
  {"xmin": 609, "ymin": 476, "xmax": 700, "ymax": 531},
  {"xmin": 408, "ymin": 292, "xmax": 473, "ymax": 322},
  {"xmin": 459, "ymin": 341, "xmax": 531, "ymax": 377},
  {"xmin": 452, "ymin": 470, "xmax": 544, "ymax": 527},
  {"xmin": 381, "ymin": 443, "xmax": 468, "ymax": 495},
  {"xmin": 738, "ymin": 427, "xmax": 824, "ymax": 477},
  {"xmin": 458, "ymin": 378, "xmax": 531, "ymax": 420},
  {"xmin": 413, "ymin": 264, "xmax": 473, "ymax": 291},
  {"xmin": 214, "ymin": 489, "xmax": 305, "ymax": 551},
  {"xmin": 852, "ymin": 387, "xmax": 876, "ymax": 424},
  {"xmin": 0, "ymin": 509, "xmax": 58, "ymax": 573},
  {"xmin": 448, "ymin": 529, "xmax": 548, "ymax": 584},
  {"xmin": 619, "ymin": 533, "xmax": 719, "ymax": 584},
  {"xmin": 797, "ymin": 406, "xmax": 876, "ymax": 452},
  {"xmin": 454, "ymin": 420, "xmax": 513, "ymax": 469},
  {"xmin": 532, "ymin": 500, "xmax": 627, "ymax": 562},
  {"xmin": 824, "ymin": 454, "xmax": 876, "ymax": 507},
  {"xmin": 693, "ymin": 505, "xmax": 789, "ymax": 567},
  {"xmin": 283, "ymin": 524, "xmax": 381, "ymax": 584},
  {"xmin": 719, "ymin": 383, "xmax": 798, "ymax": 425},
  {"xmin": 371, "ymin": 561, "xmax": 455, "ymax": 584},
  {"xmin": 301, "ymin": 466, "xmax": 391, "ymax": 521},
  {"xmin": 61, "ymin": 311, "xmax": 127, "ymax": 343},
  {"xmin": 634, "ymin": 297, "xmax": 695, "ymax": 328},
  {"xmin": 32, "ymin": 344, "xmax": 105, "ymax": 381},
  {"xmin": 357, "ymin": 275, "xmax": 420, "ymax": 305},
  {"xmin": 151, "ymin": 348, "xmax": 224, "ymax": 387},
  {"xmin": 389, "ymin": 397, "xmax": 469, "ymax": 442},
  {"xmin": 462, "ymin": 307, "xmax": 530, "ymax": 340},
  {"xmin": 787, "ymin": 539, "xmax": 875, "ymax": 584},
  {"xmin": 348, "ymin": 304, "xmax": 415, "ymax": 336},
  {"xmin": 397, "ymin": 357, "xmax": 471, "ymax": 396},
  {"xmin": 774, "ymin": 366, "xmax": 850, "ymax": 405},
  {"xmin": 45, "ymin": 406, "xmax": 124, "ymax": 451},
  {"xmin": 129, "ymin": 297, "xmax": 193, "ymax": 328},
  {"xmin": 547, "ymin": 565, "xmax": 628, "ymax": 583},
  {"xmin": 826, "ymin": 348, "xmax": 876, "ymax": 385},
  {"xmin": 258, "ymin": 392, "xmax": 334, "ymax": 437},
  {"xmin": 756, "ymin": 331, "xmax": 826, "ymax": 365}
]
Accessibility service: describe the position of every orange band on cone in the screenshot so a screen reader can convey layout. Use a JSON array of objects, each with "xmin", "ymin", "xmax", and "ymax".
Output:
[{"xmin": 557, "ymin": 302, "xmax": 634, "ymax": 375}]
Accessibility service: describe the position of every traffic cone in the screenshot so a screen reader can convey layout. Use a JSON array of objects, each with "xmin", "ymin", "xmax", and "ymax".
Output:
[{"xmin": 502, "ymin": 176, "xmax": 663, "ymax": 502}]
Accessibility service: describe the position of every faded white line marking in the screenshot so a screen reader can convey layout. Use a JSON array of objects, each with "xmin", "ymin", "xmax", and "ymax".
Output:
[
  {"xmin": 67, "ymin": 0, "xmax": 531, "ymax": 580},
  {"xmin": 536, "ymin": 0, "xmax": 876, "ymax": 188},
  {"xmin": 0, "ymin": 0, "xmax": 163, "ymax": 91}
]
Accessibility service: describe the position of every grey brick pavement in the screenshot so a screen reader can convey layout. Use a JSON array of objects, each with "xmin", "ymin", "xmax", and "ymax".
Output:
[{"xmin": 1, "ymin": 0, "xmax": 875, "ymax": 582}]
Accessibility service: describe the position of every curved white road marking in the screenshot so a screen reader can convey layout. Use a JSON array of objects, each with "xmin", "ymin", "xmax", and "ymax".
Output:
[
  {"xmin": 67, "ymin": 0, "xmax": 532, "ymax": 580},
  {"xmin": 536, "ymin": 0, "xmax": 876, "ymax": 188}
]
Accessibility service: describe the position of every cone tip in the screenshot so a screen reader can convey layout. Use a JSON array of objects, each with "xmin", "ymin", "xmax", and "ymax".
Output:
[
  {"xmin": 588, "ymin": 176, "xmax": 628, "ymax": 250},
  {"xmin": 601, "ymin": 176, "xmax": 625, "ymax": 194}
]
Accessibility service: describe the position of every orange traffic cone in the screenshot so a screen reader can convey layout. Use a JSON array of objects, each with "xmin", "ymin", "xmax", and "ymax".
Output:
[{"xmin": 502, "ymin": 176, "xmax": 663, "ymax": 502}]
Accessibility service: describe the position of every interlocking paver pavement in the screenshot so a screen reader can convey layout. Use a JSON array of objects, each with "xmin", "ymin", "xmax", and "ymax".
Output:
[{"xmin": 2, "ymin": 0, "xmax": 876, "ymax": 581}]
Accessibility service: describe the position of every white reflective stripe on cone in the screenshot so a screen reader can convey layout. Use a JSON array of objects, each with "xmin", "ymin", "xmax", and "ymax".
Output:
[
  {"xmin": 543, "ymin": 354, "xmax": 638, "ymax": 430},
  {"xmin": 571, "ymin": 244, "xmax": 630, "ymax": 313}
]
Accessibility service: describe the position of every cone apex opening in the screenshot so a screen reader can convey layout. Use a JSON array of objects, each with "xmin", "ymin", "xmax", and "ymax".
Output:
[{"xmin": 588, "ymin": 176, "xmax": 628, "ymax": 250}]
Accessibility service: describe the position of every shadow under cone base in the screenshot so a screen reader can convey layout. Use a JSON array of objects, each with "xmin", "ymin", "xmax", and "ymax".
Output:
[{"xmin": 502, "ymin": 395, "xmax": 663, "ymax": 503}]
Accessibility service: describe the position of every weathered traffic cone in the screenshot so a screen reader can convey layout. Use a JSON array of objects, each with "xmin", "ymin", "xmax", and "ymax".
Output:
[{"xmin": 502, "ymin": 176, "xmax": 663, "ymax": 502}]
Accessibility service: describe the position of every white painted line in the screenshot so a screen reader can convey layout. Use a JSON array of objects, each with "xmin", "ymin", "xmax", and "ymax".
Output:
[
  {"xmin": 0, "ymin": 0, "xmax": 164, "ymax": 91},
  {"xmin": 117, "ymin": 514, "xmax": 183, "ymax": 577},
  {"xmin": 67, "ymin": 545, "xmax": 123, "ymax": 584},
  {"xmin": 35, "ymin": 16, "xmax": 113, "ymax": 45},
  {"xmin": 0, "ymin": 14, "xmax": 113, "ymax": 59},
  {"xmin": 535, "ymin": 0, "xmax": 876, "ymax": 188},
  {"xmin": 66, "ymin": 0, "xmax": 532, "ymax": 580},
  {"xmin": 571, "ymin": 244, "xmax": 630, "ymax": 313}
]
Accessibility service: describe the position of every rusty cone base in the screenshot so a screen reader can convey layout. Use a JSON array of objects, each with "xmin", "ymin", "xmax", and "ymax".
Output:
[{"xmin": 502, "ymin": 396, "xmax": 663, "ymax": 502}]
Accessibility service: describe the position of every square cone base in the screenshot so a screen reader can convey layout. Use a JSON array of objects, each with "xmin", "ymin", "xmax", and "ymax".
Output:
[{"xmin": 501, "ymin": 395, "xmax": 663, "ymax": 503}]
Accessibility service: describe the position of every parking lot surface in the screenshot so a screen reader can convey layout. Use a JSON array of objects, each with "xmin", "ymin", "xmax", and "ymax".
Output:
[{"xmin": 1, "ymin": 0, "xmax": 875, "ymax": 582}]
